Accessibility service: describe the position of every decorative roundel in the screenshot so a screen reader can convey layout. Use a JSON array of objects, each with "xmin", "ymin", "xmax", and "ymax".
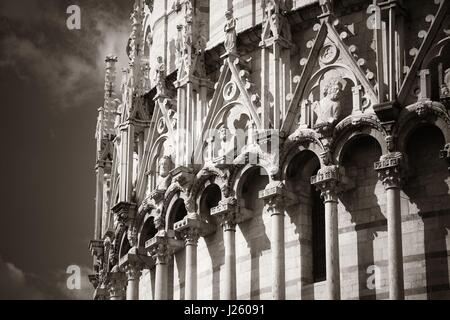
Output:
[
  {"xmin": 319, "ymin": 44, "xmax": 339, "ymax": 65},
  {"xmin": 157, "ymin": 117, "xmax": 167, "ymax": 134},
  {"xmin": 223, "ymin": 81, "xmax": 239, "ymax": 101}
]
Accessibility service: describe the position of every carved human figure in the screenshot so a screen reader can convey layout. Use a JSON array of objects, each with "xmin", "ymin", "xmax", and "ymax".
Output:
[
  {"xmin": 218, "ymin": 125, "xmax": 230, "ymax": 157},
  {"xmin": 224, "ymin": 10, "xmax": 237, "ymax": 54},
  {"xmin": 315, "ymin": 77, "xmax": 344, "ymax": 126},
  {"xmin": 156, "ymin": 155, "xmax": 172, "ymax": 191},
  {"xmin": 175, "ymin": 24, "xmax": 183, "ymax": 67},
  {"xmin": 155, "ymin": 56, "xmax": 167, "ymax": 96}
]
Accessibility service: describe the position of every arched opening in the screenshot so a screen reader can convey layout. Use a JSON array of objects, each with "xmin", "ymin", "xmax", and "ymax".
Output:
[
  {"xmin": 285, "ymin": 150, "xmax": 323, "ymax": 293},
  {"xmin": 339, "ymin": 135, "xmax": 383, "ymax": 299},
  {"xmin": 403, "ymin": 125, "xmax": 449, "ymax": 299},
  {"xmin": 169, "ymin": 198, "xmax": 188, "ymax": 230},
  {"xmin": 138, "ymin": 216, "xmax": 158, "ymax": 300},
  {"xmin": 235, "ymin": 166, "xmax": 270, "ymax": 299},
  {"xmin": 139, "ymin": 216, "xmax": 158, "ymax": 248},
  {"xmin": 199, "ymin": 184, "xmax": 222, "ymax": 222}
]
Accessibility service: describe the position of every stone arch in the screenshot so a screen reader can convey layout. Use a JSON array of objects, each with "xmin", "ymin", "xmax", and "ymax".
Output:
[
  {"xmin": 284, "ymin": 149, "xmax": 323, "ymax": 289},
  {"xmin": 397, "ymin": 102, "xmax": 450, "ymax": 153},
  {"xmin": 198, "ymin": 183, "xmax": 222, "ymax": 223},
  {"xmin": 165, "ymin": 193, "xmax": 187, "ymax": 231},
  {"xmin": 338, "ymin": 135, "xmax": 385, "ymax": 299},
  {"xmin": 138, "ymin": 213, "xmax": 158, "ymax": 249},
  {"xmin": 232, "ymin": 164, "xmax": 270, "ymax": 207},
  {"xmin": 281, "ymin": 135, "xmax": 325, "ymax": 182},
  {"xmin": 333, "ymin": 123, "xmax": 386, "ymax": 165},
  {"xmin": 402, "ymin": 124, "xmax": 450, "ymax": 299}
]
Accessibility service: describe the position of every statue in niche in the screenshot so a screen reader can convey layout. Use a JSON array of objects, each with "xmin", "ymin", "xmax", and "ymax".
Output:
[
  {"xmin": 156, "ymin": 155, "xmax": 172, "ymax": 191},
  {"xmin": 218, "ymin": 125, "xmax": 231, "ymax": 157},
  {"xmin": 314, "ymin": 77, "xmax": 345, "ymax": 128},
  {"xmin": 224, "ymin": 10, "xmax": 237, "ymax": 54},
  {"xmin": 175, "ymin": 24, "xmax": 183, "ymax": 68},
  {"xmin": 155, "ymin": 56, "xmax": 168, "ymax": 96}
]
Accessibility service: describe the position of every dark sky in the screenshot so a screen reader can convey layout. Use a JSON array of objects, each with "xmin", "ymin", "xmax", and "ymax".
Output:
[{"xmin": 0, "ymin": 0, "xmax": 132, "ymax": 299}]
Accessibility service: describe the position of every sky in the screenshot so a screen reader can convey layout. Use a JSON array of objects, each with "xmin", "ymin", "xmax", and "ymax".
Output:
[{"xmin": 0, "ymin": 0, "xmax": 132, "ymax": 299}]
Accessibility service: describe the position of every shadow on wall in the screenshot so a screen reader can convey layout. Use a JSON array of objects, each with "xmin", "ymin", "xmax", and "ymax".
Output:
[
  {"xmin": 239, "ymin": 167, "xmax": 270, "ymax": 300},
  {"xmin": 403, "ymin": 125, "xmax": 450, "ymax": 299},
  {"xmin": 339, "ymin": 135, "xmax": 385, "ymax": 300},
  {"xmin": 201, "ymin": 183, "xmax": 224, "ymax": 300},
  {"xmin": 285, "ymin": 149, "xmax": 321, "ymax": 299}
]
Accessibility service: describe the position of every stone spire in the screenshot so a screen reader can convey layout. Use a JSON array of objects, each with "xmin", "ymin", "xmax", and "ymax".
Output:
[{"xmin": 96, "ymin": 54, "xmax": 118, "ymax": 158}]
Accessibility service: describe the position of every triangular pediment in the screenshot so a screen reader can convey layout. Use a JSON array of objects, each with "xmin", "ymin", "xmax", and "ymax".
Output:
[
  {"xmin": 282, "ymin": 18, "xmax": 378, "ymax": 136},
  {"xmin": 193, "ymin": 55, "xmax": 262, "ymax": 164}
]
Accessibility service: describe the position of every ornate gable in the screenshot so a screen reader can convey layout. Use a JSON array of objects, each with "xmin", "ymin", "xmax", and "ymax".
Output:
[
  {"xmin": 282, "ymin": 9, "xmax": 378, "ymax": 136},
  {"xmin": 193, "ymin": 54, "xmax": 262, "ymax": 165}
]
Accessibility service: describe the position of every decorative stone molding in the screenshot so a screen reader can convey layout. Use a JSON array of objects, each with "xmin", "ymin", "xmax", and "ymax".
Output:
[
  {"xmin": 111, "ymin": 201, "xmax": 137, "ymax": 224},
  {"xmin": 119, "ymin": 247, "xmax": 152, "ymax": 276},
  {"xmin": 174, "ymin": 216, "xmax": 216, "ymax": 244},
  {"xmin": 258, "ymin": 181, "xmax": 297, "ymax": 215},
  {"xmin": 108, "ymin": 266, "xmax": 127, "ymax": 300},
  {"xmin": 145, "ymin": 231, "xmax": 183, "ymax": 265},
  {"xmin": 311, "ymin": 164, "xmax": 350, "ymax": 198},
  {"xmin": 211, "ymin": 197, "xmax": 252, "ymax": 231},
  {"xmin": 374, "ymin": 152, "xmax": 407, "ymax": 189}
]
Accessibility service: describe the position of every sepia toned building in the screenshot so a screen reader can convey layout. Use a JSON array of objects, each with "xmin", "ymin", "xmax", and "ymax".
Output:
[{"xmin": 89, "ymin": 0, "xmax": 450, "ymax": 300}]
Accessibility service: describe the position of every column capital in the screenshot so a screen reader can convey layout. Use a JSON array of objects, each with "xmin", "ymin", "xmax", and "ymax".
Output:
[
  {"xmin": 259, "ymin": 181, "xmax": 296, "ymax": 215},
  {"xmin": 311, "ymin": 165, "xmax": 343, "ymax": 201},
  {"xmin": 107, "ymin": 266, "xmax": 126, "ymax": 299},
  {"xmin": 174, "ymin": 216, "xmax": 215, "ymax": 245},
  {"xmin": 119, "ymin": 247, "xmax": 145, "ymax": 281},
  {"xmin": 145, "ymin": 232, "xmax": 183, "ymax": 265},
  {"xmin": 211, "ymin": 197, "xmax": 250, "ymax": 231},
  {"xmin": 374, "ymin": 152, "xmax": 407, "ymax": 189}
]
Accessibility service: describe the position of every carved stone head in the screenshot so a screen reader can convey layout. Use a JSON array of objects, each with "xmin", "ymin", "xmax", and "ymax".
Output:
[
  {"xmin": 324, "ymin": 78, "xmax": 344, "ymax": 101},
  {"xmin": 158, "ymin": 156, "xmax": 172, "ymax": 178}
]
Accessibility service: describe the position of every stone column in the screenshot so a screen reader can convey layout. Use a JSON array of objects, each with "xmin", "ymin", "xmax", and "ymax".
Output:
[
  {"xmin": 312, "ymin": 165, "xmax": 342, "ymax": 300},
  {"xmin": 211, "ymin": 199, "xmax": 239, "ymax": 300},
  {"xmin": 146, "ymin": 232, "xmax": 183, "ymax": 300},
  {"xmin": 108, "ymin": 268, "xmax": 126, "ymax": 300},
  {"xmin": 152, "ymin": 243, "xmax": 170, "ymax": 300},
  {"xmin": 125, "ymin": 264, "xmax": 142, "ymax": 300},
  {"xmin": 184, "ymin": 229, "xmax": 199, "ymax": 300},
  {"xmin": 259, "ymin": 182, "xmax": 292, "ymax": 300},
  {"xmin": 375, "ymin": 152, "xmax": 405, "ymax": 300},
  {"xmin": 174, "ymin": 215, "xmax": 216, "ymax": 300}
]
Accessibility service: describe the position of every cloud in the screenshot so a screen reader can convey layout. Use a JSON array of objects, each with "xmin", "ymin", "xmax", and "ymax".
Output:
[
  {"xmin": 0, "ymin": 255, "xmax": 93, "ymax": 300},
  {"xmin": 0, "ymin": 0, "xmax": 131, "ymax": 110}
]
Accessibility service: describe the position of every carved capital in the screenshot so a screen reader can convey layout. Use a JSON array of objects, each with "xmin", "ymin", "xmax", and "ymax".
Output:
[
  {"xmin": 311, "ymin": 164, "xmax": 352, "ymax": 200},
  {"xmin": 111, "ymin": 202, "xmax": 137, "ymax": 225},
  {"xmin": 174, "ymin": 216, "xmax": 215, "ymax": 244},
  {"xmin": 145, "ymin": 232, "xmax": 183, "ymax": 265},
  {"xmin": 259, "ymin": 181, "xmax": 296, "ymax": 215},
  {"xmin": 374, "ymin": 152, "xmax": 406, "ymax": 189},
  {"xmin": 107, "ymin": 268, "xmax": 126, "ymax": 299},
  {"xmin": 211, "ymin": 198, "xmax": 238, "ymax": 231}
]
